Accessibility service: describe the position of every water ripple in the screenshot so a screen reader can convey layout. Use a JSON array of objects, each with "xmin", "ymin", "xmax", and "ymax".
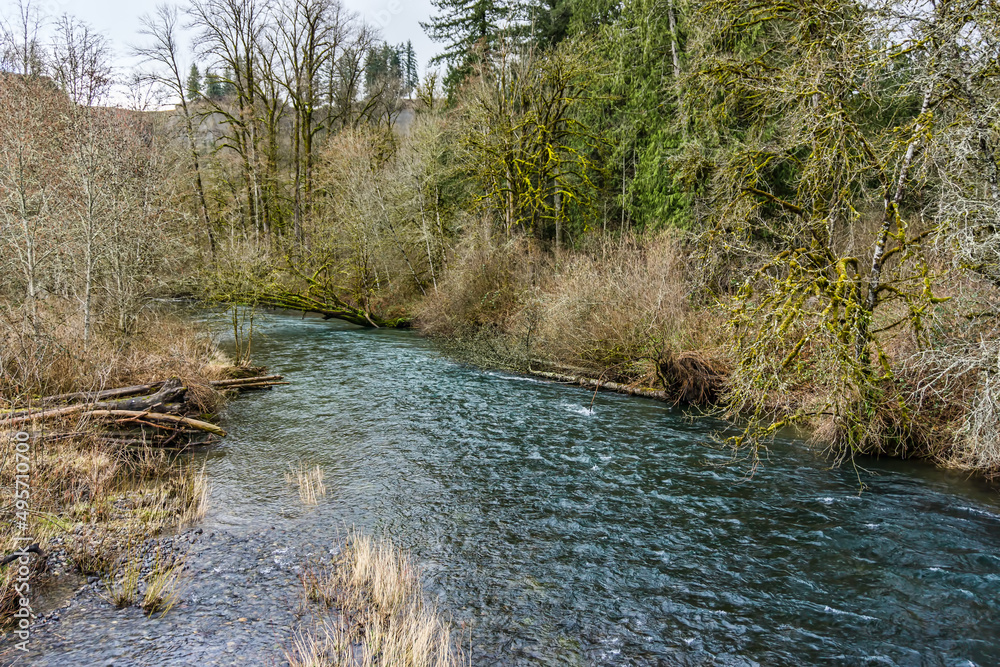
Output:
[{"xmin": 28, "ymin": 312, "xmax": 1000, "ymax": 666}]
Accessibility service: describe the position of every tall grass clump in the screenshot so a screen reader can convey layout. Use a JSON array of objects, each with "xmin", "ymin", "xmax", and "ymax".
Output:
[
  {"xmin": 142, "ymin": 548, "xmax": 186, "ymax": 618},
  {"xmin": 101, "ymin": 540, "xmax": 144, "ymax": 608},
  {"xmin": 179, "ymin": 464, "xmax": 211, "ymax": 526},
  {"xmin": 287, "ymin": 529, "xmax": 465, "ymax": 667},
  {"xmin": 286, "ymin": 464, "xmax": 327, "ymax": 506}
]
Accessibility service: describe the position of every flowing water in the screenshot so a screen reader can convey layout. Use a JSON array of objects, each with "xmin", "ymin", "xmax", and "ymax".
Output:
[{"xmin": 20, "ymin": 312, "xmax": 1000, "ymax": 666}]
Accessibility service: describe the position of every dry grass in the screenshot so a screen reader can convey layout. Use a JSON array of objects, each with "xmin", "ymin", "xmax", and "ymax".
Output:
[
  {"xmin": 286, "ymin": 464, "xmax": 327, "ymax": 506},
  {"xmin": 142, "ymin": 549, "xmax": 186, "ymax": 618},
  {"xmin": 101, "ymin": 540, "xmax": 144, "ymax": 608},
  {"xmin": 95, "ymin": 540, "xmax": 186, "ymax": 616},
  {"xmin": 288, "ymin": 530, "xmax": 465, "ymax": 667},
  {"xmin": 64, "ymin": 526, "xmax": 121, "ymax": 576},
  {"xmin": 0, "ymin": 303, "xmax": 230, "ymax": 401},
  {"xmin": 0, "ymin": 432, "xmax": 213, "ymax": 624},
  {"xmin": 528, "ymin": 235, "xmax": 701, "ymax": 369},
  {"xmin": 417, "ymin": 229, "xmax": 728, "ymax": 401},
  {"xmin": 179, "ymin": 464, "xmax": 211, "ymax": 527}
]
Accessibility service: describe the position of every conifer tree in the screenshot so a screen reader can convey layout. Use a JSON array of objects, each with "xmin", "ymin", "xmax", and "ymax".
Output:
[
  {"xmin": 220, "ymin": 66, "xmax": 237, "ymax": 98},
  {"xmin": 404, "ymin": 40, "xmax": 418, "ymax": 93},
  {"xmin": 185, "ymin": 63, "xmax": 202, "ymax": 100},
  {"xmin": 364, "ymin": 44, "xmax": 389, "ymax": 89},
  {"xmin": 388, "ymin": 43, "xmax": 402, "ymax": 79},
  {"xmin": 528, "ymin": 0, "xmax": 572, "ymax": 46},
  {"xmin": 204, "ymin": 70, "xmax": 224, "ymax": 100},
  {"xmin": 421, "ymin": 0, "xmax": 522, "ymax": 94}
]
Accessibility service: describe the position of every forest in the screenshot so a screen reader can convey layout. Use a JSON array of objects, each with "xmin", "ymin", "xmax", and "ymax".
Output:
[
  {"xmin": 3, "ymin": 0, "xmax": 1000, "ymax": 475},
  {"xmin": 3, "ymin": 0, "xmax": 1000, "ymax": 662}
]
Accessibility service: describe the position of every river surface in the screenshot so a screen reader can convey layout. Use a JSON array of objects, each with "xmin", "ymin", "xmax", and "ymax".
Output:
[{"xmin": 19, "ymin": 312, "xmax": 1000, "ymax": 666}]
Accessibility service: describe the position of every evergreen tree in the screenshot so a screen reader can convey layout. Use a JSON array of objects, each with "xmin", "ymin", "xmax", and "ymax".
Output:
[
  {"xmin": 528, "ymin": 0, "xmax": 573, "ymax": 46},
  {"xmin": 204, "ymin": 70, "xmax": 224, "ymax": 101},
  {"xmin": 405, "ymin": 41, "xmax": 419, "ymax": 93},
  {"xmin": 365, "ymin": 43, "xmax": 411, "ymax": 92},
  {"xmin": 388, "ymin": 44, "xmax": 403, "ymax": 80},
  {"xmin": 421, "ymin": 0, "xmax": 522, "ymax": 94},
  {"xmin": 364, "ymin": 46, "xmax": 386, "ymax": 90},
  {"xmin": 563, "ymin": 0, "xmax": 620, "ymax": 37},
  {"xmin": 185, "ymin": 63, "xmax": 202, "ymax": 100},
  {"xmin": 567, "ymin": 0, "xmax": 690, "ymax": 230},
  {"xmin": 221, "ymin": 67, "xmax": 237, "ymax": 98}
]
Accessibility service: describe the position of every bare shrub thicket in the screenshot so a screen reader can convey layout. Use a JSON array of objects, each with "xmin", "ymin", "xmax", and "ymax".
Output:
[
  {"xmin": 299, "ymin": 117, "xmax": 456, "ymax": 317},
  {"xmin": 525, "ymin": 235, "xmax": 721, "ymax": 378},
  {"xmin": 416, "ymin": 219, "xmax": 535, "ymax": 336},
  {"xmin": 892, "ymin": 12, "xmax": 1000, "ymax": 477},
  {"xmin": 417, "ymin": 228, "xmax": 727, "ymax": 393},
  {"xmin": 0, "ymin": 34, "xmax": 188, "ymax": 398}
]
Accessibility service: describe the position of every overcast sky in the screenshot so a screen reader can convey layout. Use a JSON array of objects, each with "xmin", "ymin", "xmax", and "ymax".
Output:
[{"xmin": 21, "ymin": 0, "xmax": 437, "ymax": 100}]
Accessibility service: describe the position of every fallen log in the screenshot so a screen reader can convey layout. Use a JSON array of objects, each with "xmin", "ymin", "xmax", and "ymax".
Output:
[
  {"xmin": 99, "ymin": 379, "xmax": 186, "ymax": 412},
  {"xmin": 1, "ymin": 404, "xmax": 92, "ymax": 427},
  {"xmin": 84, "ymin": 410, "xmax": 227, "ymax": 437},
  {"xmin": 210, "ymin": 375, "xmax": 284, "ymax": 388},
  {"xmin": 40, "ymin": 382, "xmax": 165, "ymax": 406},
  {"xmin": 237, "ymin": 290, "xmax": 410, "ymax": 329},
  {"xmin": 2, "ymin": 374, "xmax": 283, "ymax": 442},
  {"xmin": 1, "ymin": 380, "xmax": 188, "ymax": 426},
  {"xmin": 217, "ymin": 381, "xmax": 289, "ymax": 392},
  {"xmin": 528, "ymin": 371, "xmax": 671, "ymax": 402},
  {"xmin": 19, "ymin": 375, "xmax": 282, "ymax": 412},
  {"xmin": 531, "ymin": 359, "xmax": 603, "ymax": 377},
  {"xmin": 254, "ymin": 293, "xmax": 379, "ymax": 328},
  {"xmin": 15, "ymin": 429, "xmax": 219, "ymax": 449}
]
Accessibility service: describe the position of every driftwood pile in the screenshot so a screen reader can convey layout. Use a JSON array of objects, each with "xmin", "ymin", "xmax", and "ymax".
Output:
[{"xmin": 0, "ymin": 375, "xmax": 286, "ymax": 448}]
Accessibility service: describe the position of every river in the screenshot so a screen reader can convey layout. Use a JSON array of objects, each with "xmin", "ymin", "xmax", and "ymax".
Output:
[{"xmin": 20, "ymin": 312, "xmax": 1000, "ymax": 666}]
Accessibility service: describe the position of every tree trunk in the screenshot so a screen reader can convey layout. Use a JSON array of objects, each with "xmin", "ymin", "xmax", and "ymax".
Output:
[
  {"xmin": 181, "ymin": 103, "xmax": 216, "ymax": 257},
  {"xmin": 858, "ymin": 86, "xmax": 933, "ymax": 362}
]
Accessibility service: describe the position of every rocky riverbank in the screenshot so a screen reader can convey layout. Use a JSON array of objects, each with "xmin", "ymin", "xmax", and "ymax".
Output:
[{"xmin": 10, "ymin": 525, "xmax": 336, "ymax": 666}]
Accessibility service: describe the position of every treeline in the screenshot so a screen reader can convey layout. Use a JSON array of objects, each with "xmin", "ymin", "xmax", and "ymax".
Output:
[
  {"xmin": 0, "ymin": 9, "xmax": 188, "ymax": 396},
  {"xmin": 3, "ymin": 0, "xmax": 1000, "ymax": 476},
  {"xmin": 414, "ymin": 0, "xmax": 1000, "ymax": 475}
]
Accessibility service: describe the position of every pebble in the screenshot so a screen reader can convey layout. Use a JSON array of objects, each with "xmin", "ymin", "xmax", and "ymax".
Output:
[{"xmin": 23, "ymin": 526, "xmax": 339, "ymax": 665}]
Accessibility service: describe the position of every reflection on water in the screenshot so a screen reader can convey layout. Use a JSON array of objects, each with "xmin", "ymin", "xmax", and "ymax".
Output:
[{"xmin": 29, "ymin": 312, "xmax": 1000, "ymax": 666}]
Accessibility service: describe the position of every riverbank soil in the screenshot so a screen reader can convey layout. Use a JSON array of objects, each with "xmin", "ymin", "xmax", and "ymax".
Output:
[{"xmin": 0, "ymin": 313, "xmax": 233, "ymax": 632}]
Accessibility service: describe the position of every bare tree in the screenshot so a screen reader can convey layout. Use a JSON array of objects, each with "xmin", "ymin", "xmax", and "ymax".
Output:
[
  {"xmin": 320, "ymin": 23, "xmax": 380, "ymax": 132},
  {"xmin": 461, "ymin": 40, "xmax": 602, "ymax": 242},
  {"xmin": 50, "ymin": 16, "xmax": 117, "ymax": 346},
  {"xmin": 189, "ymin": 0, "xmax": 270, "ymax": 238},
  {"xmin": 0, "ymin": 0, "xmax": 46, "ymax": 76},
  {"xmin": 135, "ymin": 3, "xmax": 218, "ymax": 256},
  {"xmin": 905, "ymin": 0, "xmax": 1000, "ymax": 474},
  {"xmin": 98, "ymin": 108, "xmax": 170, "ymax": 336},
  {"xmin": 273, "ymin": 0, "xmax": 352, "ymax": 244},
  {"xmin": 0, "ymin": 75, "xmax": 68, "ymax": 332},
  {"xmin": 253, "ymin": 27, "xmax": 287, "ymax": 236},
  {"xmin": 50, "ymin": 15, "xmax": 113, "ymax": 106}
]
